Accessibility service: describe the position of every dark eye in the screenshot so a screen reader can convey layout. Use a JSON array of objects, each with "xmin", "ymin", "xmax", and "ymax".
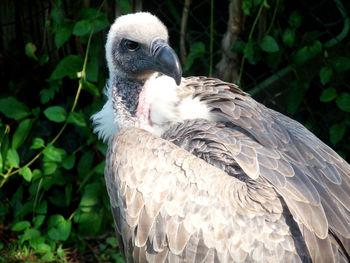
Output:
[{"xmin": 124, "ymin": 40, "xmax": 139, "ymax": 51}]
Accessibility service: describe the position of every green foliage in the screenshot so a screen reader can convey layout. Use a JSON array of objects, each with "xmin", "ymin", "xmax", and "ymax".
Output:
[
  {"xmin": 25, "ymin": 43, "xmax": 39, "ymax": 61},
  {"xmin": 183, "ymin": 42, "xmax": 206, "ymax": 72},
  {"xmin": 236, "ymin": 0, "xmax": 350, "ymax": 156},
  {"xmin": 54, "ymin": 19, "xmax": 74, "ymax": 48},
  {"xmin": 50, "ymin": 55, "xmax": 84, "ymax": 80},
  {"xmin": 260, "ymin": 36, "xmax": 279, "ymax": 53},
  {"xmin": 330, "ymin": 122, "xmax": 346, "ymax": 145},
  {"xmin": 319, "ymin": 67, "xmax": 333, "ymax": 85},
  {"xmin": 286, "ymin": 81, "xmax": 309, "ymax": 115},
  {"xmin": 0, "ymin": 97, "xmax": 30, "ymax": 120},
  {"xmin": 44, "ymin": 106, "xmax": 67, "ymax": 123},
  {"xmin": 336, "ymin": 92, "xmax": 350, "ymax": 113},
  {"xmin": 288, "ymin": 11, "xmax": 302, "ymax": 28},
  {"xmin": 332, "ymin": 56, "xmax": 350, "ymax": 72},
  {"xmin": 282, "ymin": 28, "xmax": 295, "ymax": 47},
  {"xmin": 1, "ymin": 1, "xmax": 121, "ymax": 262}
]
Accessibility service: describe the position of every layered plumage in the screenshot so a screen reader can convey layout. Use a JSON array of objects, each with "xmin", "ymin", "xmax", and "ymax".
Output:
[{"xmin": 92, "ymin": 12, "xmax": 350, "ymax": 263}]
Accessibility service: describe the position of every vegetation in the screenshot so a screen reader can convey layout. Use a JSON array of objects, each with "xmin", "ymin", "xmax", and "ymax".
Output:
[{"xmin": 0, "ymin": 0, "xmax": 349, "ymax": 261}]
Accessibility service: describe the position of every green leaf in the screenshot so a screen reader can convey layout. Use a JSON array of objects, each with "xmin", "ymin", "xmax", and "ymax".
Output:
[
  {"xmin": 21, "ymin": 228, "xmax": 41, "ymax": 242},
  {"xmin": 86, "ymin": 57, "xmax": 99, "ymax": 82},
  {"xmin": 33, "ymin": 215, "xmax": 46, "ymax": 228},
  {"xmin": 56, "ymin": 245, "xmax": 65, "ymax": 258},
  {"xmin": 44, "ymin": 106, "xmax": 67, "ymax": 123},
  {"xmin": 260, "ymin": 35, "xmax": 279, "ymax": 53},
  {"xmin": 55, "ymin": 19, "xmax": 73, "ymax": 48},
  {"xmin": 319, "ymin": 67, "xmax": 333, "ymax": 85},
  {"xmin": 1, "ymin": 133, "xmax": 9, "ymax": 171},
  {"xmin": 286, "ymin": 81, "xmax": 309, "ymax": 115},
  {"xmin": 11, "ymin": 221, "xmax": 31, "ymax": 231},
  {"xmin": 73, "ymin": 19, "xmax": 92, "ymax": 36},
  {"xmin": 43, "ymin": 162, "xmax": 58, "ymax": 175},
  {"xmin": 0, "ymin": 152, "xmax": 2, "ymax": 174},
  {"xmin": 78, "ymin": 211, "xmax": 102, "ymax": 235},
  {"xmin": 43, "ymin": 144, "xmax": 66, "ymax": 163},
  {"xmin": 39, "ymin": 54, "xmax": 49, "ymax": 66},
  {"xmin": 12, "ymin": 119, "xmax": 33, "ymax": 150},
  {"xmin": 82, "ymin": 80, "xmax": 100, "ymax": 96},
  {"xmin": 265, "ymin": 52, "xmax": 282, "ymax": 69},
  {"xmin": 47, "ymin": 214, "xmax": 64, "ymax": 228},
  {"xmin": 50, "ymin": 55, "xmax": 83, "ymax": 80},
  {"xmin": 19, "ymin": 167, "xmax": 33, "ymax": 182},
  {"xmin": 35, "ymin": 243, "xmax": 52, "ymax": 253},
  {"xmin": 309, "ymin": 40, "xmax": 322, "ymax": 54},
  {"xmin": 183, "ymin": 42, "xmax": 206, "ymax": 72},
  {"xmin": 7, "ymin": 148, "xmax": 20, "ymax": 168},
  {"xmin": 77, "ymin": 151, "xmax": 94, "ymax": 176},
  {"xmin": 336, "ymin": 92, "xmax": 350, "ymax": 112},
  {"xmin": 30, "ymin": 138, "xmax": 45, "ymax": 150},
  {"xmin": 62, "ymin": 155, "xmax": 75, "ymax": 170},
  {"xmin": 75, "ymin": 8, "xmax": 109, "ymax": 34},
  {"xmin": 320, "ymin": 88, "xmax": 337, "ymax": 102},
  {"xmin": 292, "ymin": 41, "xmax": 322, "ymax": 65},
  {"xmin": 35, "ymin": 201, "xmax": 47, "ymax": 214},
  {"xmin": 51, "ymin": 5, "xmax": 63, "ymax": 24},
  {"xmin": 243, "ymin": 40, "xmax": 254, "ymax": 60},
  {"xmin": 0, "ymin": 97, "xmax": 30, "ymax": 120},
  {"xmin": 47, "ymin": 215, "xmax": 72, "ymax": 241},
  {"xmin": 41, "ymin": 252, "xmax": 55, "ymax": 261},
  {"xmin": 92, "ymin": 13, "xmax": 109, "ymax": 33},
  {"xmin": 332, "ymin": 56, "xmax": 350, "ymax": 72},
  {"xmin": 80, "ymin": 182, "xmax": 101, "ymax": 207},
  {"xmin": 289, "ymin": 11, "xmax": 302, "ymax": 28},
  {"xmin": 28, "ymin": 234, "xmax": 46, "ymax": 250},
  {"xmin": 32, "ymin": 169, "xmax": 42, "ymax": 181},
  {"xmin": 67, "ymin": 112, "xmax": 86, "ymax": 127},
  {"xmin": 330, "ymin": 122, "xmax": 346, "ymax": 145},
  {"xmin": 40, "ymin": 88, "xmax": 55, "ymax": 104},
  {"xmin": 242, "ymin": 0, "xmax": 253, "ymax": 15},
  {"xmin": 25, "ymin": 43, "xmax": 38, "ymax": 60},
  {"xmin": 93, "ymin": 161, "xmax": 105, "ymax": 175},
  {"xmin": 231, "ymin": 40, "xmax": 246, "ymax": 54},
  {"xmin": 106, "ymin": 237, "xmax": 118, "ymax": 248},
  {"xmin": 262, "ymin": 0, "xmax": 270, "ymax": 8},
  {"xmin": 282, "ymin": 28, "xmax": 295, "ymax": 47},
  {"xmin": 116, "ymin": 0, "xmax": 132, "ymax": 14}
]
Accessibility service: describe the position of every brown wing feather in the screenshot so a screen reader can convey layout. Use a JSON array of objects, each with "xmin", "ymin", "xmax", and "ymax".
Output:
[
  {"xmin": 106, "ymin": 128, "xmax": 307, "ymax": 262},
  {"xmin": 184, "ymin": 76, "xmax": 350, "ymax": 261}
]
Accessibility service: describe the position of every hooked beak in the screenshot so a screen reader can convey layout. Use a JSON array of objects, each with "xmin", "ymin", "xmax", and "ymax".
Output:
[{"xmin": 151, "ymin": 38, "xmax": 182, "ymax": 85}]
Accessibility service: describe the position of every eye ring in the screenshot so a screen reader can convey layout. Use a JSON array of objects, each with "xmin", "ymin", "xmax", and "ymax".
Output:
[{"xmin": 124, "ymin": 39, "xmax": 139, "ymax": 51}]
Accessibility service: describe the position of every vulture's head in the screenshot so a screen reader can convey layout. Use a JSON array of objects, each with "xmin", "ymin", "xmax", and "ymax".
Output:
[
  {"xmin": 105, "ymin": 12, "xmax": 182, "ymax": 84},
  {"xmin": 92, "ymin": 12, "xmax": 211, "ymax": 142}
]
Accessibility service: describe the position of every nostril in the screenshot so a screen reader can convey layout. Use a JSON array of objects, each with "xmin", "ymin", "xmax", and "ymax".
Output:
[
  {"xmin": 151, "ymin": 38, "xmax": 166, "ymax": 56},
  {"xmin": 153, "ymin": 45, "xmax": 161, "ymax": 56}
]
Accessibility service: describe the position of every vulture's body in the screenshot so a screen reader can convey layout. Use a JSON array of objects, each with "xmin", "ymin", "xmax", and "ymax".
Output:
[{"xmin": 92, "ymin": 13, "xmax": 350, "ymax": 263}]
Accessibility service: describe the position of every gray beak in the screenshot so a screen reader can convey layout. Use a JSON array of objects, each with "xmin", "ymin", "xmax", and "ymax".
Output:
[{"xmin": 151, "ymin": 39, "xmax": 182, "ymax": 85}]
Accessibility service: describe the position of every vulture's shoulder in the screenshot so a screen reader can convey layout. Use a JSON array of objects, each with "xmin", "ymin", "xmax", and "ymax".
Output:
[{"xmin": 173, "ymin": 76, "xmax": 350, "ymax": 261}]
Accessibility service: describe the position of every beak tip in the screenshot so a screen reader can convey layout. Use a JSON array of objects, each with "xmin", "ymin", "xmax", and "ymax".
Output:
[
  {"xmin": 175, "ymin": 76, "xmax": 181, "ymax": 86},
  {"xmin": 152, "ymin": 39, "xmax": 183, "ymax": 86}
]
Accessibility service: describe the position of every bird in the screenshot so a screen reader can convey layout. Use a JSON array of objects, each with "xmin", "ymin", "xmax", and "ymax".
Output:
[{"xmin": 91, "ymin": 12, "xmax": 350, "ymax": 263}]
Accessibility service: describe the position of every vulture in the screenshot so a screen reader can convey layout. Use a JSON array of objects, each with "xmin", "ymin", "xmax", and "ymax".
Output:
[{"xmin": 92, "ymin": 12, "xmax": 350, "ymax": 263}]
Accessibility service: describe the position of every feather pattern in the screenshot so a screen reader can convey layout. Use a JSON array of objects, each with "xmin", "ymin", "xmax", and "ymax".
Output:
[{"xmin": 104, "ymin": 77, "xmax": 350, "ymax": 262}]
